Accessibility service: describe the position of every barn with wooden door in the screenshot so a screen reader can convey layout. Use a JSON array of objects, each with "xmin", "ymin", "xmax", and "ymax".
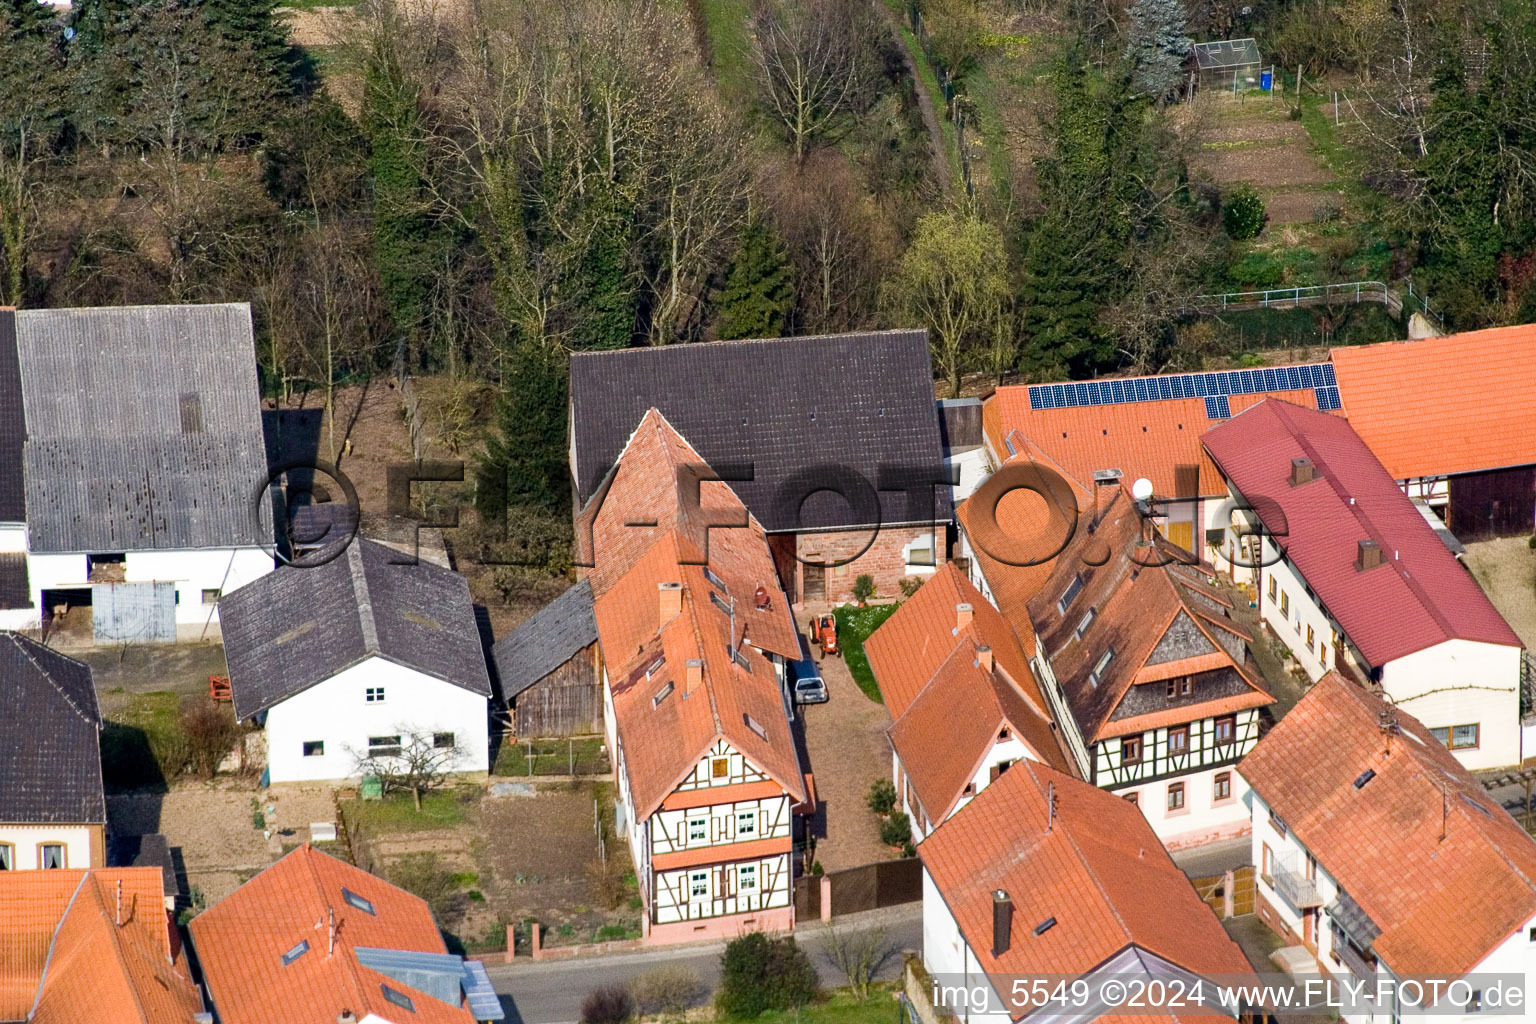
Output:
[{"xmin": 492, "ymin": 580, "xmax": 603, "ymax": 738}]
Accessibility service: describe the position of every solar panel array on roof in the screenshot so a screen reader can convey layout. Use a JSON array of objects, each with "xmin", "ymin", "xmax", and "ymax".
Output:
[
  {"xmin": 1027, "ymin": 363, "xmax": 1337, "ymax": 411},
  {"xmin": 1204, "ymin": 395, "xmax": 1231, "ymax": 419}
]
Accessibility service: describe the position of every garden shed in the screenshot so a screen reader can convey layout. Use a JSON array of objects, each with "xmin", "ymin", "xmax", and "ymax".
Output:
[{"xmin": 1193, "ymin": 38, "xmax": 1263, "ymax": 91}]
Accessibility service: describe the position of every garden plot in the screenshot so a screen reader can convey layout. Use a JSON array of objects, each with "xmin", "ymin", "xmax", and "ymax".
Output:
[{"xmin": 1184, "ymin": 98, "xmax": 1339, "ymax": 224}]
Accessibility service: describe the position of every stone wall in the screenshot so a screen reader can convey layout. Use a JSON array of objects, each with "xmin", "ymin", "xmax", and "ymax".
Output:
[{"xmin": 791, "ymin": 524, "xmax": 945, "ymax": 605}]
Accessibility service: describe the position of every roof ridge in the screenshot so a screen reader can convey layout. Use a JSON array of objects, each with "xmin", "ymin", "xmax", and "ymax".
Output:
[
  {"xmin": 570, "ymin": 328, "xmax": 925, "ymax": 360},
  {"xmin": 348, "ymin": 542, "xmax": 381, "ymax": 654},
  {"xmin": 90, "ymin": 876, "xmax": 155, "ymax": 1024},
  {"xmin": 4, "ymin": 631, "xmax": 97, "ymax": 726}
]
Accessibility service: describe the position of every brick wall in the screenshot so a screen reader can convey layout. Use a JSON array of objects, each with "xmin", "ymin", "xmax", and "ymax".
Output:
[{"xmin": 792, "ymin": 524, "xmax": 945, "ymax": 605}]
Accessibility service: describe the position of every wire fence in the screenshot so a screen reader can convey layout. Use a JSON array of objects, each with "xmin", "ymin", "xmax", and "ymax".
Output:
[
  {"xmin": 1180, "ymin": 279, "xmax": 1445, "ymax": 327},
  {"xmin": 906, "ymin": 3, "xmax": 974, "ymax": 198}
]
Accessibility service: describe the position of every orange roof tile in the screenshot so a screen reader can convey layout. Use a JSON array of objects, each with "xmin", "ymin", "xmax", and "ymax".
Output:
[
  {"xmin": 1023, "ymin": 489, "xmax": 1274, "ymax": 743},
  {"xmin": 0, "ymin": 868, "xmax": 198, "ymax": 1024},
  {"xmin": 190, "ymin": 845, "xmax": 476, "ymax": 1024},
  {"xmin": 1240, "ymin": 673, "xmax": 1536, "ymax": 979},
  {"xmin": 984, "ymin": 385, "xmax": 1326, "ymax": 498},
  {"xmin": 920, "ymin": 760, "xmax": 1255, "ymax": 1019},
  {"xmin": 1331, "ymin": 325, "xmax": 1536, "ymax": 480},
  {"xmin": 584, "ymin": 410, "xmax": 807, "ymax": 821}
]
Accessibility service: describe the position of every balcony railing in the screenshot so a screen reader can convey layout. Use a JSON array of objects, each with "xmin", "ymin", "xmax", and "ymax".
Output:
[{"xmin": 1272, "ymin": 860, "xmax": 1323, "ymax": 909}]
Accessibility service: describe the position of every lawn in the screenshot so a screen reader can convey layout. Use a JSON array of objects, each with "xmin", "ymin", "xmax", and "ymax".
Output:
[
  {"xmin": 492, "ymin": 736, "xmax": 610, "ymax": 777},
  {"xmin": 833, "ymin": 603, "xmax": 901, "ymax": 702},
  {"xmin": 756, "ymin": 988, "xmax": 903, "ymax": 1024},
  {"xmin": 339, "ymin": 788, "xmax": 471, "ymax": 833},
  {"xmin": 100, "ymin": 691, "xmax": 184, "ymax": 791},
  {"xmin": 696, "ymin": 0, "xmax": 756, "ymax": 111}
]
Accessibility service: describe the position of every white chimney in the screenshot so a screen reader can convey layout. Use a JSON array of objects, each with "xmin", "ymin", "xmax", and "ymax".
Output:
[
  {"xmin": 658, "ymin": 582, "xmax": 683, "ymax": 628},
  {"xmin": 685, "ymin": 658, "xmax": 703, "ymax": 696},
  {"xmin": 976, "ymin": 645, "xmax": 993, "ymax": 673},
  {"xmin": 955, "ymin": 602, "xmax": 973, "ymax": 631}
]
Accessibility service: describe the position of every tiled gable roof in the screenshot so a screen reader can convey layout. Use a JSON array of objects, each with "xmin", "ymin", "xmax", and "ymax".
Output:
[
  {"xmin": 1202, "ymin": 399, "xmax": 1521, "ymax": 666},
  {"xmin": 1024, "ymin": 491, "xmax": 1272, "ymax": 743},
  {"xmin": 190, "ymin": 845, "xmax": 477, "ymax": 1024},
  {"xmin": 16, "ymin": 303, "xmax": 270, "ymax": 552},
  {"xmin": 0, "ymin": 868, "xmax": 196, "ymax": 1024},
  {"xmin": 1330, "ymin": 325, "xmax": 1536, "ymax": 480},
  {"xmin": 220, "ymin": 538, "xmax": 491, "ymax": 719},
  {"xmin": 0, "ymin": 631, "xmax": 105, "ymax": 825},
  {"xmin": 587, "ymin": 410, "xmax": 807, "ymax": 820},
  {"xmin": 570, "ymin": 330, "xmax": 948, "ymax": 532},
  {"xmin": 920, "ymin": 760, "xmax": 1254, "ymax": 1018},
  {"xmin": 1240, "ymin": 673, "xmax": 1536, "ymax": 978}
]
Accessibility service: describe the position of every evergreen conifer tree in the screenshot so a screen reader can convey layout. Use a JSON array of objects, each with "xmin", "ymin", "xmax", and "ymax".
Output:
[{"xmin": 716, "ymin": 218, "xmax": 794, "ymax": 340}]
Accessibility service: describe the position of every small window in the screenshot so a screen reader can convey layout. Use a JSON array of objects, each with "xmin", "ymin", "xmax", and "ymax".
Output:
[
  {"xmin": 710, "ymin": 591, "xmax": 733, "ymax": 617},
  {"xmin": 1280, "ymin": 591, "xmax": 1290, "ymax": 617},
  {"xmin": 281, "ymin": 940, "xmax": 310, "ymax": 966},
  {"xmin": 737, "ymin": 811, "xmax": 757, "ymax": 837},
  {"xmin": 711, "ymin": 756, "xmax": 730, "ymax": 779},
  {"xmin": 1306, "ymin": 624, "xmax": 1315, "ymax": 652},
  {"xmin": 652, "ymin": 681, "xmax": 674, "ymax": 707},
  {"xmin": 1214, "ymin": 715, "xmax": 1236, "ymax": 744},
  {"xmin": 1168, "ymin": 726, "xmax": 1189, "ymax": 754},
  {"xmin": 365, "ymin": 687, "xmax": 385, "ymax": 704},
  {"xmin": 39, "ymin": 844, "xmax": 65, "ymax": 869},
  {"xmin": 202, "ymin": 588, "xmax": 221, "ymax": 605},
  {"xmin": 342, "ymin": 887, "xmax": 376, "ymax": 915},
  {"xmin": 433, "ymin": 732, "xmax": 455, "ymax": 750},
  {"xmin": 1452, "ymin": 724, "xmax": 1480, "ymax": 749},
  {"xmin": 962, "ymin": 782, "xmax": 975, "ymax": 796},
  {"xmin": 1088, "ymin": 647, "xmax": 1115, "ymax": 687},
  {"xmin": 1269, "ymin": 810, "xmax": 1288, "ymax": 837},
  {"xmin": 368, "ymin": 735, "xmax": 402, "ymax": 758},
  {"xmin": 1056, "ymin": 574, "xmax": 1084, "ymax": 614},
  {"xmin": 1075, "ymin": 607, "xmax": 1096, "ymax": 639},
  {"xmin": 745, "ymin": 715, "xmax": 767, "ymax": 740},
  {"xmin": 731, "ymin": 646, "xmax": 753, "ymax": 673},
  {"xmin": 690, "ymin": 870, "xmax": 709, "ymax": 899},
  {"xmin": 1214, "ymin": 772, "xmax": 1232, "ymax": 801},
  {"xmin": 1121, "ymin": 736, "xmax": 1142, "ymax": 765},
  {"xmin": 704, "ymin": 567, "xmax": 727, "ymax": 591},
  {"xmin": 0, "ymin": 844, "xmax": 11, "ymax": 870},
  {"xmin": 998, "ymin": 726, "xmax": 1011, "ymax": 741},
  {"xmin": 1124, "ymin": 792, "xmax": 1139, "ymax": 806},
  {"xmin": 1167, "ymin": 782, "xmax": 1185, "ymax": 811},
  {"xmin": 646, "ymin": 655, "xmax": 667, "ymax": 678},
  {"xmin": 688, "ymin": 817, "xmax": 708, "ymax": 843},
  {"xmin": 1179, "ymin": 677, "xmax": 1192, "ymax": 696},
  {"xmin": 381, "ymin": 985, "xmax": 415, "ymax": 1013},
  {"xmin": 738, "ymin": 864, "xmax": 758, "ymax": 892},
  {"xmin": 1267, "ymin": 575, "xmax": 1277, "ymax": 600},
  {"xmin": 302, "ymin": 740, "xmax": 325, "ymax": 757}
]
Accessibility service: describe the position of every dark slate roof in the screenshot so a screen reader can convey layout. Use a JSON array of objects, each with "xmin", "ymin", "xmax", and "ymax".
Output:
[
  {"xmin": 16, "ymin": 303, "xmax": 271, "ymax": 552},
  {"xmin": 0, "ymin": 631, "xmax": 105, "ymax": 825},
  {"xmin": 569, "ymin": 330, "xmax": 949, "ymax": 531},
  {"xmin": 108, "ymin": 833, "xmax": 181, "ymax": 900},
  {"xmin": 491, "ymin": 581, "xmax": 597, "ymax": 701},
  {"xmin": 0, "ymin": 553, "xmax": 31, "ymax": 610},
  {"xmin": 0, "ymin": 309, "xmax": 24, "ymax": 522},
  {"xmin": 219, "ymin": 538, "xmax": 492, "ymax": 719}
]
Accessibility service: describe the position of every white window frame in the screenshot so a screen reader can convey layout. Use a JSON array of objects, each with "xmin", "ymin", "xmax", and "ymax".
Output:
[
  {"xmin": 689, "ymin": 870, "xmax": 709, "ymax": 900},
  {"xmin": 687, "ymin": 816, "xmax": 708, "ymax": 845},
  {"xmin": 737, "ymin": 810, "xmax": 756, "ymax": 838},
  {"xmin": 738, "ymin": 863, "xmax": 758, "ymax": 893}
]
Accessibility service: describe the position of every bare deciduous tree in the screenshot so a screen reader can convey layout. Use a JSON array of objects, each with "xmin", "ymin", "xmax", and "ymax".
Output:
[
  {"xmin": 350, "ymin": 727, "xmax": 467, "ymax": 810},
  {"xmin": 750, "ymin": 0, "xmax": 880, "ymax": 166},
  {"xmin": 819, "ymin": 923, "xmax": 892, "ymax": 1003}
]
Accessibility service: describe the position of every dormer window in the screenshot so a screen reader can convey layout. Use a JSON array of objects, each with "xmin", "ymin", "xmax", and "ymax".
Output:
[
  {"xmin": 1089, "ymin": 647, "xmax": 1114, "ymax": 687},
  {"xmin": 1056, "ymin": 574, "xmax": 1084, "ymax": 615},
  {"xmin": 1075, "ymin": 607, "xmax": 1096, "ymax": 639}
]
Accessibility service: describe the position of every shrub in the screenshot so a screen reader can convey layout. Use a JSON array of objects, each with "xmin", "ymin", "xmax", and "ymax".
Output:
[
  {"xmin": 898, "ymin": 576, "xmax": 925, "ymax": 598},
  {"xmin": 1224, "ymin": 186, "xmax": 1267, "ymax": 239},
  {"xmin": 580, "ymin": 983, "xmax": 635, "ymax": 1024},
  {"xmin": 810, "ymin": 860, "xmax": 824, "ymax": 876},
  {"xmin": 717, "ymin": 933, "xmax": 818, "ymax": 1019},
  {"xmin": 867, "ymin": 778, "xmax": 897, "ymax": 816},
  {"xmin": 880, "ymin": 812, "xmax": 912, "ymax": 847},
  {"xmin": 181, "ymin": 699, "xmax": 242, "ymax": 779},
  {"xmin": 631, "ymin": 964, "xmax": 704, "ymax": 1015},
  {"xmin": 1228, "ymin": 251, "xmax": 1285, "ymax": 289},
  {"xmin": 1312, "ymin": 201, "xmax": 1341, "ymax": 224},
  {"xmin": 852, "ymin": 574, "xmax": 876, "ymax": 603},
  {"xmin": 1528, "ymin": 534, "xmax": 1536, "ymax": 549},
  {"xmin": 902, "ymin": 841, "xmax": 917, "ymax": 858}
]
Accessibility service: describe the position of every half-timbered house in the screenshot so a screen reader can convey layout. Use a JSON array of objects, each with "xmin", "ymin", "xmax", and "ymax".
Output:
[
  {"xmin": 583, "ymin": 409, "xmax": 811, "ymax": 943},
  {"xmin": 1018, "ymin": 485, "xmax": 1275, "ymax": 849},
  {"xmin": 865, "ymin": 562, "xmax": 1074, "ymax": 842}
]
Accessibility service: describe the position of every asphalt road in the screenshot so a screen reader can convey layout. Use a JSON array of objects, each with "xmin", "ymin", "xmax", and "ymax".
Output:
[{"xmin": 486, "ymin": 906, "xmax": 923, "ymax": 1024}]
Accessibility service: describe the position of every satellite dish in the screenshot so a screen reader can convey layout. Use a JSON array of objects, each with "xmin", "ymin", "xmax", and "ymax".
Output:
[{"xmin": 1131, "ymin": 478, "xmax": 1154, "ymax": 502}]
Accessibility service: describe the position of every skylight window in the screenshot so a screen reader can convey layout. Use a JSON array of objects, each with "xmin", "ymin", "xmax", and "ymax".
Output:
[
  {"xmin": 381, "ymin": 985, "xmax": 416, "ymax": 1013},
  {"xmin": 342, "ymin": 887, "xmax": 375, "ymax": 915},
  {"xmin": 1056, "ymin": 574, "xmax": 1084, "ymax": 615},
  {"xmin": 710, "ymin": 591, "xmax": 733, "ymax": 616},
  {"xmin": 1460, "ymin": 793, "xmax": 1493, "ymax": 817},
  {"xmin": 653, "ymin": 681, "xmax": 675, "ymax": 708},
  {"xmin": 731, "ymin": 646, "xmax": 753, "ymax": 673},
  {"xmin": 1033, "ymin": 917, "xmax": 1057, "ymax": 936},
  {"xmin": 281, "ymin": 941, "xmax": 309, "ymax": 966},
  {"xmin": 1075, "ymin": 608, "xmax": 1096, "ymax": 640},
  {"xmin": 746, "ymin": 714, "xmax": 767, "ymax": 740},
  {"xmin": 704, "ymin": 567, "xmax": 727, "ymax": 590},
  {"xmin": 1353, "ymin": 769, "xmax": 1376, "ymax": 790},
  {"xmin": 1088, "ymin": 647, "xmax": 1115, "ymax": 687},
  {"xmin": 646, "ymin": 655, "xmax": 666, "ymax": 678}
]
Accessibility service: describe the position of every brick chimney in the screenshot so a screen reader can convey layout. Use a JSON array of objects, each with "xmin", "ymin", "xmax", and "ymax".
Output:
[
  {"xmin": 658, "ymin": 582, "xmax": 683, "ymax": 628},
  {"xmin": 991, "ymin": 890, "xmax": 1013, "ymax": 957},
  {"xmin": 955, "ymin": 602, "xmax": 973, "ymax": 631},
  {"xmin": 685, "ymin": 658, "xmax": 703, "ymax": 696},
  {"xmin": 1356, "ymin": 539, "xmax": 1383, "ymax": 571},
  {"xmin": 976, "ymin": 645, "xmax": 993, "ymax": 673},
  {"xmin": 1290, "ymin": 457, "xmax": 1316, "ymax": 486}
]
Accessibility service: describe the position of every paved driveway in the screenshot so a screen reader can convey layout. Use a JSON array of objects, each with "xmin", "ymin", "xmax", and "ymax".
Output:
[{"xmin": 799, "ymin": 645, "xmax": 900, "ymax": 871}]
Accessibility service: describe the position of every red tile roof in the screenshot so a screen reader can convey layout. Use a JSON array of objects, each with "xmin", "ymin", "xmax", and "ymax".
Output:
[
  {"xmin": 920, "ymin": 760, "xmax": 1254, "ymax": 1020},
  {"xmin": 1330, "ymin": 325, "xmax": 1536, "ymax": 480},
  {"xmin": 1239, "ymin": 672, "xmax": 1536, "ymax": 978},
  {"xmin": 584, "ymin": 409, "xmax": 807, "ymax": 820},
  {"xmin": 1202, "ymin": 399, "xmax": 1521, "ymax": 666},
  {"xmin": 1023, "ymin": 489, "xmax": 1273, "ymax": 743},
  {"xmin": 189, "ymin": 845, "xmax": 476, "ymax": 1024},
  {"xmin": 0, "ymin": 868, "xmax": 198, "ymax": 1024}
]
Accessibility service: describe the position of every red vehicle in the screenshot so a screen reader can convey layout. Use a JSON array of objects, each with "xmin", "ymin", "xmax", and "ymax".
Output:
[{"xmin": 810, "ymin": 614, "xmax": 840, "ymax": 658}]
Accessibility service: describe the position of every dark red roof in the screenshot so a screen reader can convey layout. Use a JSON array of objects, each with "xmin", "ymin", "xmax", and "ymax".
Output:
[{"xmin": 1202, "ymin": 400, "xmax": 1520, "ymax": 666}]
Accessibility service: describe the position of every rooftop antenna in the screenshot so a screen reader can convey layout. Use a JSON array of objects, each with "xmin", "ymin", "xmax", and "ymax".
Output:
[
  {"xmin": 1440, "ymin": 784, "xmax": 1450, "ymax": 843},
  {"xmin": 1046, "ymin": 781, "xmax": 1058, "ymax": 832},
  {"xmin": 1377, "ymin": 704, "xmax": 1399, "ymax": 757},
  {"xmin": 327, "ymin": 905, "xmax": 336, "ymax": 956},
  {"xmin": 115, "ymin": 879, "xmax": 123, "ymax": 927}
]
